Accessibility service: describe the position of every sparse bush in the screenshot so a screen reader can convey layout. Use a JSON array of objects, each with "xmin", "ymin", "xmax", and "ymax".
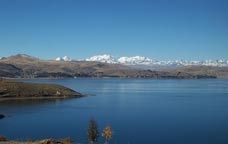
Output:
[{"xmin": 87, "ymin": 119, "xmax": 99, "ymax": 144}]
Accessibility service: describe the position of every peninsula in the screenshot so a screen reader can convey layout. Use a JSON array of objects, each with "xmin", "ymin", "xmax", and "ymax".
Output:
[{"xmin": 0, "ymin": 80, "xmax": 82, "ymax": 100}]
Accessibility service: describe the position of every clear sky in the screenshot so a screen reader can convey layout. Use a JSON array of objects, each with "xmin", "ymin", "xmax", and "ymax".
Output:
[{"xmin": 0, "ymin": 0, "xmax": 227, "ymax": 60}]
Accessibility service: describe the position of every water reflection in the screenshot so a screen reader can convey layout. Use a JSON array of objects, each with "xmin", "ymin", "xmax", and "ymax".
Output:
[
  {"xmin": 0, "ymin": 98, "xmax": 65, "ymax": 106},
  {"xmin": 0, "ymin": 98, "xmax": 73, "ymax": 118}
]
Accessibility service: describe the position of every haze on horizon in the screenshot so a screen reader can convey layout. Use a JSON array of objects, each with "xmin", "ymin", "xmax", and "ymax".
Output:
[{"xmin": 0, "ymin": 0, "xmax": 227, "ymax": 61}]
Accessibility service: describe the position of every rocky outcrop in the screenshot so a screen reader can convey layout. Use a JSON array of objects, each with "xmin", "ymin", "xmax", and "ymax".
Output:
[
  {"xmin": 0, "ymin": 114, "xmax": 5, "ymax": 119},
  {"xmin": 0, "ymin": 63, "xmax": 22, "ymax": 78},
  {"xmin": 0, "ymin": 137, "xmax": 73, "ymax": 144},
  {"xmin": 0, "ymin": 136, "xmax": 7, "ymax": 142}
]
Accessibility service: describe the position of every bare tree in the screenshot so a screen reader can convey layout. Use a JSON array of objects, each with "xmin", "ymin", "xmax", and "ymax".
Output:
[{"xmin": 102, "ymin": 126, "xmax": 113, "ymax": 144}]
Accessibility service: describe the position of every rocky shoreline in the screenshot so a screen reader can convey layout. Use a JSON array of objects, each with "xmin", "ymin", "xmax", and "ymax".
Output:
[{"xmin": 0, "ymin": 136, "xmax": 73, "ymax": 144}]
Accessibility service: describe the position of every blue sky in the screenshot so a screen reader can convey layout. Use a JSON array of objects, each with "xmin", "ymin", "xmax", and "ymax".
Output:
[{"xmin": 0, "ymin": 0, "xmax": 227, "ymax": 60}]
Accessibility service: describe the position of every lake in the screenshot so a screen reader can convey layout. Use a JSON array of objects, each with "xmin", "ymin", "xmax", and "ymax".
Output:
[{"xmin": 0, "ymin": 78, "xmax": 228, "ymax": 144}]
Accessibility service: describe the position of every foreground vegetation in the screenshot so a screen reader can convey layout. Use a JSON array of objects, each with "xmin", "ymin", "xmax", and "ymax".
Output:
[
  {"xmin": 87, "ymin": 119, "xmax": 113, "ymax": 144},
  {"xmin": 0, "ymin": 119, "xmax": 113, "ymax": 144}
]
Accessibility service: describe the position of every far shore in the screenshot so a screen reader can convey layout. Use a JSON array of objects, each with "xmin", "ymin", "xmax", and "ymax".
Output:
[{"xmin": 4, "ymin": 76, "xmax": 227, "ymax": 80}]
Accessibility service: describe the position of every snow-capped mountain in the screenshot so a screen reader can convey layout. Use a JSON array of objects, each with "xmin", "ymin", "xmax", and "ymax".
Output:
[
  {"xmin": 85, "ymin": 54, "xmax": 118, "ymax": 64},
  {"xmin": 55, "ymin": 57, "xmax": 62, "ymax": 61},
  {"xmin": 54, "ymin": 54, "xmax": 228, "ymax": 67},
  {"xmin": 55, "ymin": 56, "xmax": 71, "ymax": 62},
  {"xmin": 85, "ymin": 54, "xmax": 155, "ymax": 65},
  {"xmin": 85, "ymin": 54, "xmax": 228, "ymax": 67},
  {"xmin": 118, "ymin": 56, "xmax": 154, "ymax": 65}
]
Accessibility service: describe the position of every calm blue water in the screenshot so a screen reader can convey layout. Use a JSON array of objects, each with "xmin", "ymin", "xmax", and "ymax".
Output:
[{"xmin": 0, "ymin": 78, "xmax": 228, "ymax": 144}]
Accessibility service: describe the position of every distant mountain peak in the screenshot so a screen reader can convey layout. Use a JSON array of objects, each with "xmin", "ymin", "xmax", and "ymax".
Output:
[
  {"xmin": 16, "ymin": 54, "xmax": 32, "ymax": 57},
  {"xmin": 85, "ymin": 54, "xmax": 118, "ymax": 64},
  {"xmin": 6, "ymin": 54, "xmax": 39, "ymax": 61},
  {"xmin": 118, "ymin": 56, "xmax": 154, "ymax": 65},
  {"xmin": 85, "ymin": 54, "xmax": 156, "ymax": 65},
  {"xmin": 55, "ymin": 56, "xmax": 71, "ymax": 62}
]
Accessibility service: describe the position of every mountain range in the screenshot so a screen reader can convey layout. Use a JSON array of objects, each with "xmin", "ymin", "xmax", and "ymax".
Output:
[
  {"xmin": 0, "ymin": 54, "xmax": 227, "ymax": 79},
  {"xmin": 55, "ymin": 54, "xmax": 228, "ymax": 67}
]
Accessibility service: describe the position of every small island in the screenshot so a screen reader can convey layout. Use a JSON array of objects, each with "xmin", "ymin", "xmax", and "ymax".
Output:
[{"xmin": 0, "ymin": 80, "xmax": 82, "ymax": 101}]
